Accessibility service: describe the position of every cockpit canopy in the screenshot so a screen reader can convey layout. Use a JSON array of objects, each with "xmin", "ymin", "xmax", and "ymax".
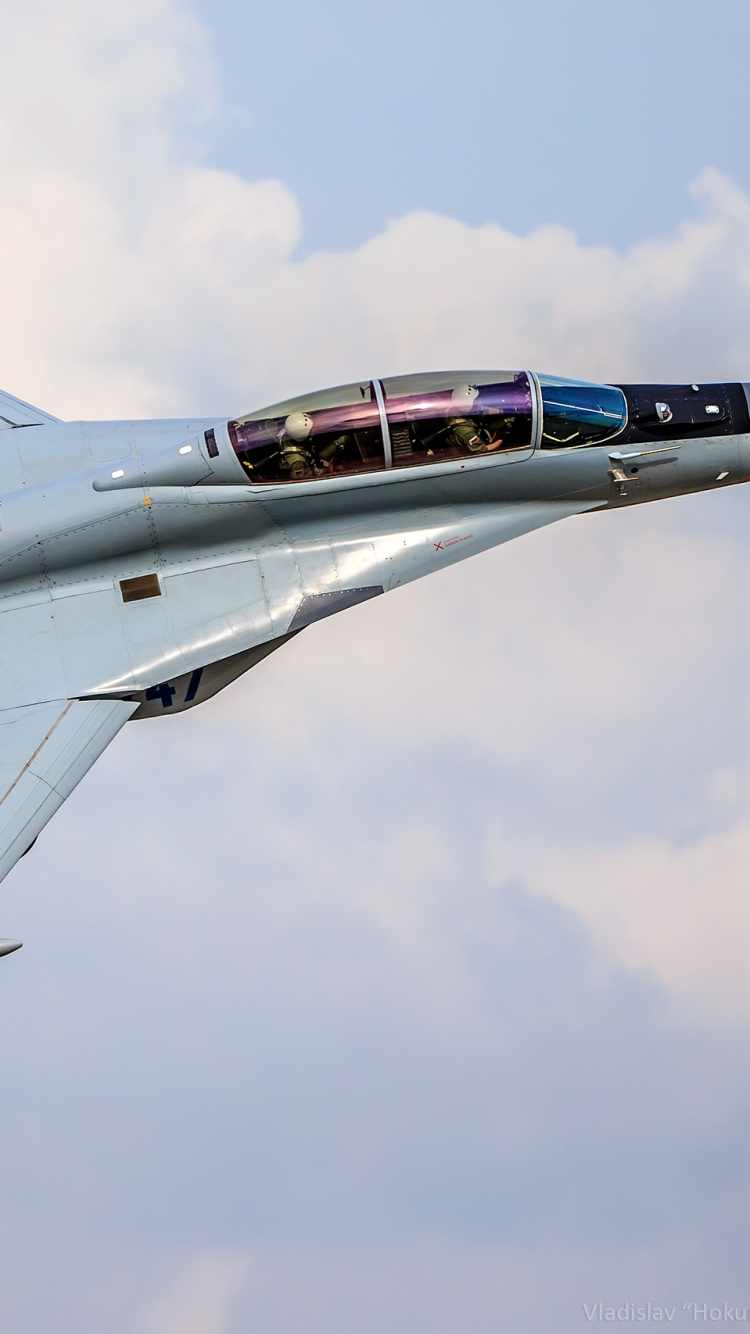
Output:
[
  {"xmin": 538, "ymin": 375, "xmax": 628, "ymax": 448},
  {"xmin": 227, "ymin": 371, "xmax": 627, "ymax": 484}
]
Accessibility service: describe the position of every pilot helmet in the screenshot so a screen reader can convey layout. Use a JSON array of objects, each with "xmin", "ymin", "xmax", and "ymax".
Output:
[
  {"xmin": 285, "ymin": 411, "xmax": 314, "ymax": 442},
  {"xmin": 450, "ymin": 383, "xmax": 479, "ymax": 413}
]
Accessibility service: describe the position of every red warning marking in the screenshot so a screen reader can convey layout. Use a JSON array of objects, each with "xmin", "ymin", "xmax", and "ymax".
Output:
[{"xmin": 434, "ymin": 534, "xmax": 473, "ymax": 552}]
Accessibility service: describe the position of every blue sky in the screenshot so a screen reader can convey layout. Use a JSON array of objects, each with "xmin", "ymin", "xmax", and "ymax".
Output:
[
  {"xmin": 2, "ymin": 2, "xmax": 750, "ymax": 1332},
  {"xmin": 194, "ymin": 0, "xmax": 750, "ymax": 255}
]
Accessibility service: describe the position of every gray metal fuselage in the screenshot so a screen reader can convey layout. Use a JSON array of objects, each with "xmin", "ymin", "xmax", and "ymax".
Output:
[
  {"xmin": 0, "ymin": 370, "xmax": 745, "ymax": 897},
  {"xmin": 0, "ymin": 387, "xmax": 745, "ymax": 721}
]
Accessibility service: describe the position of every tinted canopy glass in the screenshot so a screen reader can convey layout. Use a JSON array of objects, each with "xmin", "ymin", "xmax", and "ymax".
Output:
[
  {"xmin": 382, "ymin": 371, "xmax": 533, "ymax": 468},
  {"xmin": 228, "ymin": 370, "xmax": 535, "ymax": 484},
  {"xmin": 229, "ymin": 381, "xmax": 385, "ymax": 483},
  {"xmin": 539, "ymin": 376, "xmax": 627, "ymax": 448}
]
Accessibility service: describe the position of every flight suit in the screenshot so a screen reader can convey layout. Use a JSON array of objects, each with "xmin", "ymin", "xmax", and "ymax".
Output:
[
  {"xmin": 447, "ymin": 416, "xmax": 490, "ymax": 454},
  {"xmin": 279, "ymin": 444, "xmax": 314, "ymax": 480}
]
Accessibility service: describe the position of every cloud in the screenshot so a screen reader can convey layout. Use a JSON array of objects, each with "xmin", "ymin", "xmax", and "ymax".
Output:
[
  {"xmin": 493, "ymin": 805, "xmax": 750, "ymax": 1023},
  {"xmin": 171, "ymin": 492, "xmax": 750, "ymax": 1019},
  {"xmin": 7, "ymin": 159, "xmax": 750, "ymax": 419},
  {"xmin": 3, "ymin": 2, "xmax": 750, "ymax": 421}
]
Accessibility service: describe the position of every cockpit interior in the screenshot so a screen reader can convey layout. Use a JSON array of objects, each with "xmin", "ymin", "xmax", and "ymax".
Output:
[{"xmin": 225, "ymin": 371, "xmax": 742, "ymax": 485}]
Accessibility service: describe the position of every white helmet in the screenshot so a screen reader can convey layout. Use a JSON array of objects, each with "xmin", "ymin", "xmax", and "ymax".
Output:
[
  {"xmin": 284, "ymin": 411, "xmax": 314, "ymax": 441},
  {"xmin": 450, "ymin": 383, "xmax": 479, "ymax": 412}
]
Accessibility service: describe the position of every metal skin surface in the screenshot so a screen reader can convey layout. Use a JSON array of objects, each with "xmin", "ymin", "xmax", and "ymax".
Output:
[{"xmin": 0, "ymin": 371, "xmax": 746, "ymax": 896}]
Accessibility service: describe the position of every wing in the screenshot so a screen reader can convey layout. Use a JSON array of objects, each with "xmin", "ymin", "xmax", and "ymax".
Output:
[
  {"xmin": 0, "ymin": 389, "xmax": 61, "ymax": 429},
  {"xmin": 0, "ymin": 697, "xmax": 136, "ymax": 884}
]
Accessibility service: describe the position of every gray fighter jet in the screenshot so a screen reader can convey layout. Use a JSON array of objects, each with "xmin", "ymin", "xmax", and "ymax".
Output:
[{"xmin": 0, "ymin": 369, "xmax": 746, "ymax": 932}]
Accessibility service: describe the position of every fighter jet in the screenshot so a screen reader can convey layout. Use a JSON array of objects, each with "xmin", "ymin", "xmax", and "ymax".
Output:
[{"xmin": 0, "ymin": 369, "xmax": 746, "ymax": 930}]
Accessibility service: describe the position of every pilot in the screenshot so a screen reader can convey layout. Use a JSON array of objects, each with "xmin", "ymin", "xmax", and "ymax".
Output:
[
  {"xmin": 445, "ymin": 383, "xmax": 504, "ymax": 455},
  {"xmin": 279, "ymin": 411, "xmax": 315, "ymax": 480}
]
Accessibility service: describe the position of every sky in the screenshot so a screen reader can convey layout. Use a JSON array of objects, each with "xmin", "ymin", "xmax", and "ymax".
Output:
[{"xmin": 2, "ymin": 1, "xmax": 750, "ymax": 1331}]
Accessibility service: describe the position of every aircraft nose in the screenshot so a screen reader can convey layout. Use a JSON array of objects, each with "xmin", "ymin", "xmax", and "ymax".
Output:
[{"xmin": 0, "ymin": 939, "xmax": 22, "ymax": 957}]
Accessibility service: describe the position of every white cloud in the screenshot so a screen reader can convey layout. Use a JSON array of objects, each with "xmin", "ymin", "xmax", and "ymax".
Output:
[
  {"xmin": 497, "ymin": 820, "xmax": 750, "ymax": 1023},
  {"xmin": 3, "ymin": 1, "xmax": 750, "ymax": 421}
]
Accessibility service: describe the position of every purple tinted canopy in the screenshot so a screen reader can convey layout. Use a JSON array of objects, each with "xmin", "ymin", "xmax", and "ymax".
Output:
[{"xmin": 381, "ymin": 372, "xmax": 532, "ymax": 425}]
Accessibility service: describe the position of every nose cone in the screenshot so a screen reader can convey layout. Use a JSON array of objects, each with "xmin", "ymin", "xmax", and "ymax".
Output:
[{"xmin": 0, "ymin": 939, "xmax": 22, "ymax": 957}]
